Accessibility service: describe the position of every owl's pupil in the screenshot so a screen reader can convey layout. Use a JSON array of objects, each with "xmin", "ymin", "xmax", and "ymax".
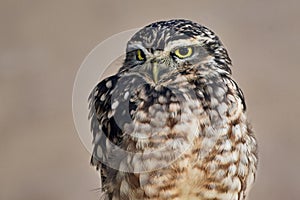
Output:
[{"xmin": 179, "ymin": 47, "xmax": 188, "ymax": 55}]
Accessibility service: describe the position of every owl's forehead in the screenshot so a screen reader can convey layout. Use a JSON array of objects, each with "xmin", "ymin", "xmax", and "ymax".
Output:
[{"xmin": 127, "ymin": 19, "xmax": 217, "ymax": 52}]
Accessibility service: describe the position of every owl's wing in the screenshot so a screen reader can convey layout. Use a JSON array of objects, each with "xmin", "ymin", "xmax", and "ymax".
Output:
[{"xmin": 88, "ymin": 75, "xmax": 123, "ymax": 192}]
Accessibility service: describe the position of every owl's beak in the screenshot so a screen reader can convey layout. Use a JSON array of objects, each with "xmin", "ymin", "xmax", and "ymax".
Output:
[
  {"xmin": 152, "ymin": 62, "xmax": 159, "ymax": 83},
  {"xmin": 151, "ymin": 57, "xmax": 169, "ymax": 84}
]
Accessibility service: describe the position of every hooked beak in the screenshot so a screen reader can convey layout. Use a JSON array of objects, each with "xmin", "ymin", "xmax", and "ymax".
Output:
[{"xmin": 152, "ymin": 62, "xmax": 159, "ymax": 84}]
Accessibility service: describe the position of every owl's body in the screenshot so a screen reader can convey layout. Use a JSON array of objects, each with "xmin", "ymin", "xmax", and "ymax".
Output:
[{"xmin": 89, "ymin": 19, "xmax": 257, "ymax": 200}]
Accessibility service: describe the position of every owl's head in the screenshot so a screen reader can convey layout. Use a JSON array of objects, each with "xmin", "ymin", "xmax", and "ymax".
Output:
[{"xmin": 119, "ymin": 19, "xmax": 232, "ymax": 85}]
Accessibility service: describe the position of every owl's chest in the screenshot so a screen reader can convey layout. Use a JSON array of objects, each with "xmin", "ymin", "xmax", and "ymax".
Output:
[
  {"xmin": 118, "ymin": 136, "xmax": 206, "ymax": 200},
  {"xmin": 119, "ymin": 134, "xmax": 241, "ymax": 200},
  {"xmin": 114, "ymin": 84, "xmax": 250, "ymax": 199},
  {"xmin": 138, "ymin": 137, "xmax": 206, "ymax": 199},
  {"xmin": 119, "ymin": 130, "xmax": 250, "ymax": 200},
  {"xmin": 121, "ymin": 95, "xmax": 204, "ymax": 172}
]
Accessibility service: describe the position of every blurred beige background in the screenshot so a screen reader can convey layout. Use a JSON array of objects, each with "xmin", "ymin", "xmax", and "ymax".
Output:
[{"xmin": 1, "ymin": 0, "xmax": 299, "ymax": 200}]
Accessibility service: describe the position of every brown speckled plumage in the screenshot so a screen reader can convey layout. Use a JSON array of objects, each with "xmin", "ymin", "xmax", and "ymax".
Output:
[{"xmin": 89, "ymin": 19, "xmax": 258, "ymax": 200}]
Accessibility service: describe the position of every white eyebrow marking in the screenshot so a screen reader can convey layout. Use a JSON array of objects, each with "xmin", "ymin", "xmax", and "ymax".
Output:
[
  {"xmin": 127, "ymin": 43, "xmax": 151, "ymax": 56},
  {"xmin": 127, "ymin": 43, "xmax": 146, "ymax": 51},
  {"xmin": 165, "ymin": 39, "xmax": 202, "ymax": 51}
]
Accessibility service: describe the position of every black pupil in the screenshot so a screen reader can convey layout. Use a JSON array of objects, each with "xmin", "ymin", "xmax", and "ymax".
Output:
[{"xmin": 179, "ymin": 47, "xmax": 189, "ymax": 55}]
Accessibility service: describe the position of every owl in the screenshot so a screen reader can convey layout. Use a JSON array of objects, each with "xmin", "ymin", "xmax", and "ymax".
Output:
[{"xmin": 89, "ymin": 19, "xmax": 258, "ymax": 200}]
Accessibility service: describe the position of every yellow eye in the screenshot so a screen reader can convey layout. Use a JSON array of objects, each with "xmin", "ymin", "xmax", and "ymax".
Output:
[
  {"xmin": 136, "ymin": 49, "xmax": 145, "ymax": 61},
  {"xmin": 174, "ymin": 47, "xmax": 193, "ymax": 59}
]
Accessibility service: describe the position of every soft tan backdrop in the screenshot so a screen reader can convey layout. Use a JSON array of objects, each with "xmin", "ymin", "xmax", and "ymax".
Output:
[{"xmin": 1, "ymin": 1, "xmax": 299, "ymax": 200}]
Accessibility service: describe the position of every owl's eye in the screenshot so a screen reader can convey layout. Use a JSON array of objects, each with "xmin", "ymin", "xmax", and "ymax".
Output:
[
  {"xmin": 173, "ymin": 47, "xmax": 193, "ymax": 59},
  {"xmin": 136, "ymin": 49, "xmax": 146, "ymax": 61}
]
